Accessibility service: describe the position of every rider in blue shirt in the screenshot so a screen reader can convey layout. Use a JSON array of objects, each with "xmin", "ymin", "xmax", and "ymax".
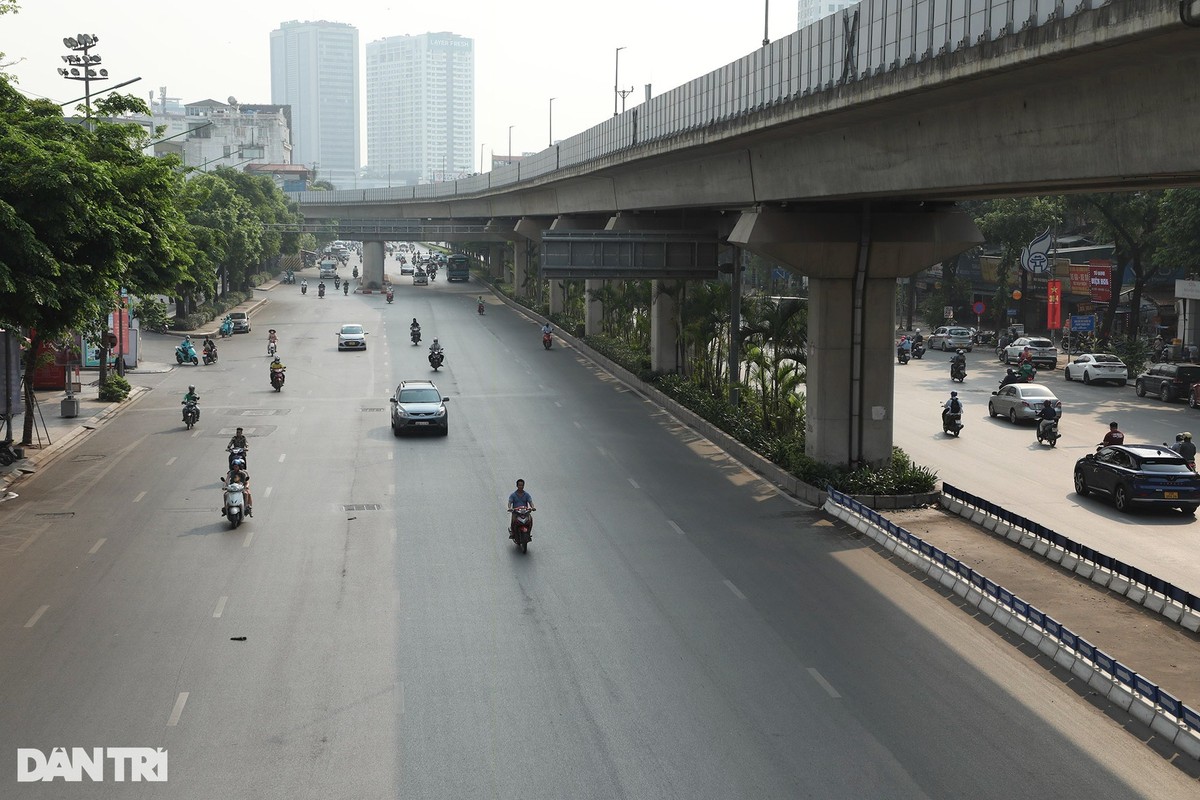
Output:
[{"xmin": 507, "ymin": 479, "xmax": 535, "ymax": 537}]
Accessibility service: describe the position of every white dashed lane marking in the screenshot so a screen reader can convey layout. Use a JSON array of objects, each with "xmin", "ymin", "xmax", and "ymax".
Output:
[
  {"xmin": 24, "ymin": 605, "xmax": 50, "ymax": 628},
  {"xmin": 723, "ymin": 580, "xmax": 746, "ymax": 600}
]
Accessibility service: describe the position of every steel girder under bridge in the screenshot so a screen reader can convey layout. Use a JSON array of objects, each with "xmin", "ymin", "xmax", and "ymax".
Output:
[
  {"xmin": 540, "ymin": 231, "xmax": 721, "ymax": 280},
  {"xmin": 267, "ymin": 220, "xmax": 501, "ymax": 241}
]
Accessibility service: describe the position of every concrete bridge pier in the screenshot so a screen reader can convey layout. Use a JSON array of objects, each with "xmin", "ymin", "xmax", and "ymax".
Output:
[
  {"xmin": 651, "ymin": 281, "xmax": 680, "ymax": 373},
  {"xmin": 489, "ymin": 244, "xmax": 505, "ymax": 280},
  {"xmin": 585, "ymin": 280, "xmax": 604, "ymax": 335},
  {"xmin": 513, "ymin": 217, "xmax": 552, "ymax": 300},
  {"xmin": 548, "ymin": 280, "xmax": 565, "ymax": 315},
  {"xmin": 362, "ymin": 240, "xmax": 385, "ymax": 290},
  {"xmin": 730, "ymin": 204, "xmax": 982, "ymax": 468}
]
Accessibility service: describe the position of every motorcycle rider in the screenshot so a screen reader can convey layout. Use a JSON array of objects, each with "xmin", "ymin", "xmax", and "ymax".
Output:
[
  {"xmin": 343, "ymin": 280, "xmax": 350, "ymax": 296},
  {"xmin": 410, "ymin": 318, "xmax": 421, "ymax": 341},
  {"xmin": 223, "ymin": 463, "xmax": 252, "ymax": 518},
  {"xmin": 896, "ymin": 335, "xmax": 912, "ymax": 360},
  {"xmin": 1036, "ymin": 399, "xmax": 1058, "ymax": 440},
  {"xmin": 178, "ymin": 334, "xmax": 195, "ymax": 358},
  {"xmin": 301, "ymin": 279, "xmax": 308, "ymax": 294},
  {"xmin": 1179, "ymin": 432, "xmax": 1197, "ymax": 467},
  {"xmin": 507, "ymin": 478, "xmax": 535, "ymax": 540},
  {"xmin": 477, "ymin": 296, "xmax": 485, "ymax": 314},
  {"xmin": 950, "ymin": 348, "xmax": 967, "ymax": 378},
  {"xmin": 227, "ymin": 427, "xmax": 249, "ymax": 469},
  {"xmin": 1101, "ymin": 421, "xmax": 1125, "ymax": 447},
  {"xmin": 541, "ymin": 321, "xmax": 553, "ymax": 337},
  {"xmin": 318, "ymin": 281, "xmax": 326, "ymax": 298},
  {"xmin": 942, "ymin": 390, "xmax": 963, "ymax": 431},
  {"xmin": 202, "ymin": 336, "xmax": 217, "ymax": 361},
  {"xmin": 267, "ymin": 329, "xmax": 278, "ymax": 353},
  {"xmin": 912, "ymin": 328, "xmax": 924, "ymax": 348},
  {"xmin": 999, "ymin": 368, "xmax": 1021, "ymax": 388},
  {"xmin": 429, "ymin": 338, "xmax": 443, "ymax": 356},
  {"xmin": 269, "ymin": 355, "xmax": 286, "ymax": 386},
  {"xmin": 182, "ymin": 384, "xmax": 200, "ymax": 421}
]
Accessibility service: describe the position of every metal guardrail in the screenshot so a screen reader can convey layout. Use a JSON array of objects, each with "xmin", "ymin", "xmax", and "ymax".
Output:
[
  {"xmin": 942, "ymin": 483, "xmax": 1200, "ymax": 614},
  {"xmin": 293, "ymin": 0, "xmax": 1125, "ymax": 208},
  {"xmin": 825, "ymin": 486, "xmax": 1200, "ymax": 740}
]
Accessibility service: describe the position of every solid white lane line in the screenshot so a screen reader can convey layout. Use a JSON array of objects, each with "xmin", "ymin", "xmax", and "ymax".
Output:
[
  {"xmin": 723, "ymin": 580, "xmax": 746, "ymax": 600},
  {"xmin": 387, "ymin": 452, "xmax": 394, "ymax": 461},
  {"xmin": 212, "ymin": 596, "xmax": 228, "ymax": 618},
  {"xmin": 808, "ymin": 668, "xmax": 842, "ymax": 699},
  {"xmin": 24, "ymin": 605, "xmax": 50, "ymax": 628},
  {"xmin": 263, "ymin": 486, "xmax": 273, "ymax": 498},
  {"xmin": 166, "ymin": 457, "xmax": 177, "ymax": 466},
  {"xmin": 167, "ymin": 692, "xmax": 189, "ymax": 726},
  {"xmin": 668, "ymin": 520, "xmax": 685, "ymax": 536},
  {"xmin": 242, "ymin": 531, "xmax": 254, "ymax": 548},
  {"xmin": 278, "ymin": 454, "xmax": 286, "ymax": 463},
  {"xmin": 628, "ymin": 478, "xmax": 640, "ymax": 489},
  {"xmin": 133, "ymin": 491, "xmax": 146, "ymax": 503},
  {"xmin": 89, "ymin": 538, "xmax": 107, "ymax": 554}
]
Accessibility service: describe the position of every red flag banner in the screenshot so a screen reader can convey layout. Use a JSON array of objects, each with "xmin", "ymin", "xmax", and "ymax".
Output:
[
  {"xmin": 1089, "ymin": 261, "xmax": 1113, "ymax": 303},
  {"xmin": 1047, "ymin": 279, "xmax": 1062, "ymax": 330}
]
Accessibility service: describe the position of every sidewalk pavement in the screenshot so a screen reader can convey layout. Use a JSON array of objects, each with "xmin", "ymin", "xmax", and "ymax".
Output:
[{"xmin": 0, "ymin": 283, "xmax": 278, "ymax": 502}]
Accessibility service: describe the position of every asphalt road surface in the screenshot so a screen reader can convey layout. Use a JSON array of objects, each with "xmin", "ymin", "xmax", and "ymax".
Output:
[
  {"xmin": 893, "ymin": 347, "xmax": 1200, "ymax": 597},
  {"xmin": 1, "ymin": 274, "xmax": 1197, "ymax": 797}
]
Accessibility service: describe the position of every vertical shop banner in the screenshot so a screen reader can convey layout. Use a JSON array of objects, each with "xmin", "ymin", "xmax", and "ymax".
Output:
[
  {"xmin": 1068, "ymin": 264, "xmax": 1091, "ymax": 295},
  {"xmin": 1089, "ymin": 260, "xmax": 1113, "ymax": 303},
  {"xmin": 1047, "ymin": 279, "xmax": 1062, "ymax": 329}
]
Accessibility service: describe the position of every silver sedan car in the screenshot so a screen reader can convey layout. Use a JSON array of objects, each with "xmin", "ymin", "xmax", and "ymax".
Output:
[
  {"xmin": 988, "ymin": 383, "xmax": 1062, "ymax": 424},
  {"xmin": 1063, "ymin": 353, "xmax": 1128, "ymax": 386}
]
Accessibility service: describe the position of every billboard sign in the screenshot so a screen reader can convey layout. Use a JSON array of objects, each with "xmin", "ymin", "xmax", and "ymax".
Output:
[{"xmin": 1089, "ymin": 261, "xmax": 1112, "ymax": 303}]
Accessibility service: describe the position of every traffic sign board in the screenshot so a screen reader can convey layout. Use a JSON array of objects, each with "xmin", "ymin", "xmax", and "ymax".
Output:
[{"xmin": 972, "ymin": 301, "xmax": 986, "ymax": 315}]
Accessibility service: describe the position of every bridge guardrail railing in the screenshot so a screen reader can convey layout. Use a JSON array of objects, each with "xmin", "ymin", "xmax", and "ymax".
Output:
[
  {"xmin": 941, "ymin": 483, "xmax": 1200, "ymax": 630},
  {"xmin": 823, "ymin": 486, "xmax": 1200, "ymax": 759}
]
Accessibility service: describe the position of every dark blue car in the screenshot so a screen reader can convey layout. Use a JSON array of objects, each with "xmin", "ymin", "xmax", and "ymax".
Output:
[{"xmin": 1074, "ymin": 444, "xmax": 1200, "ymax": 515}]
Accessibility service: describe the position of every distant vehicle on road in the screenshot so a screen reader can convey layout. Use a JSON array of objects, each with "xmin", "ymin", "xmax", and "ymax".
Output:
[
  {"xmin": 988, "ymin": 383, "xmax": 1061, "ymax": 424},
  {"xmin": 447, "ymin": 254, "xmax": 470, "ymax": 282},
  {"xmin": 1075, "ymin": 444, "xmax": 1200, "ymax": 515},
  {"xmin": 1064, "ymin": 353, "xmax": 1127, "ymax": 386},
  {"xmin": 927, "ymin": 326, "xmax": 973, "ymax": 352},
  {"xmin": 1002, "ymin": 337, "xmax": 1058, "ymax": 369}
]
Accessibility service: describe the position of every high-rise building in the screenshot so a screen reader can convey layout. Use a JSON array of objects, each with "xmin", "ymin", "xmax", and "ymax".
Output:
[
  {"xmin": 270, "ymin": 20, "xmax": 360, "ymax": 188},
  {"xmin": 365, "ymin": 32, "xmax": 474, "ymax": 184},
  {"xmin": 798, "ymin": 0, "xmax": 860, "ymax": 28}
]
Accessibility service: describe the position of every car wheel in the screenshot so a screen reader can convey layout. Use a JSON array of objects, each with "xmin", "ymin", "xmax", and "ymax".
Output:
[
  {"xmin": 942, "ymin": 341, "xmax": 949, "ymax": 352},
  {"xmin": 1083, "ymin": 371, "xmax": 1092, "ymax": 385},
  {"xmin": 1180, "ymin": 504, "xmax": 1198, "ymax": 516},
  {"xmin": 1064, "ymin": 368, "xmax": 1072, "ymax": 382},
  {"xmin": 392, "ymin": 424, "xmax": 402, "ymax": 438},
  {"xmin": 1135, "ymin": 381, "xmax": 1147, "ymax": 397},
  {"xmin": 1114, "ymin": 485, "xmax": 1133, "ymax": 513},
  {"xmin": 988, "ymin": 402, "xmax": 997, "ymax": 418},
  {"xmin": 1074, "ymin": 470, "xmax": 1089, "ymax": 496},
  {"xmin": 1160, "ymin": 384, "xmax": 1173, "ymax": 402},
  {"xmin": 1119, "ymin": 380, "xmax": 1127, "ymax": 387},
  {"xmin": 1008, "ymin": 409, "xmax": 1018, "ymax": 424}
]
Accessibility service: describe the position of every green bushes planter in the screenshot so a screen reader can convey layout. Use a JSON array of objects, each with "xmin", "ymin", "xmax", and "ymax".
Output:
[{"xmin": 98, "ymin": 374, "xmax": 131, "ymax": 402}]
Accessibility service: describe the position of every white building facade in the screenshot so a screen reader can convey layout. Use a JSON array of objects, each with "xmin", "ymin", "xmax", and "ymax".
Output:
[
  {"xmin": 365, "ymin": 32, "xmax": 474, "ymax": 184},
  {"xmin": 798, "ymin": 0, "xmax": 860, "ymax": 28},
  {"xmin": 270, "ymin": 20, "xmax": 360, "ymax": 188},
  {"xmin": 141, "ymin": 97, "xmax": 292, "ymax": 173}
]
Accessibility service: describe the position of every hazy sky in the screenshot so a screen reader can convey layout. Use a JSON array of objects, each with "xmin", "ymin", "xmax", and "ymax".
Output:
[{"xmin": 2, "ymin": 1, "xmax": 797, "ymax": 162}]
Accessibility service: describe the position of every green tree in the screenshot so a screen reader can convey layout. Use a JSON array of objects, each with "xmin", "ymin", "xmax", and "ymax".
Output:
[
  {"xmin": 975, "ymin": 197, "xmax": 1063, "ymax": 332},
  {"xmin": 1157, "ymin": 189, "xmax": 1200, "ymax": 275}
]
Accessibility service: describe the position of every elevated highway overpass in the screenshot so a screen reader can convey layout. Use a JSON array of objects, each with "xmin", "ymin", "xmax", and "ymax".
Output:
[{"xmin": 295, "ymin": 0, "xmax": 1200, "ymax": 468}]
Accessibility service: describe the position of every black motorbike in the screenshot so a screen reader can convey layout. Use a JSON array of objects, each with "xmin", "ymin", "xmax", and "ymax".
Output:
[
  {"xmin": 182, "ymin": 400, "xmax": 199, "ymax": 430},
  {"xmin": 411, "ymin": 328, "xmax": 422, "ymax": 346},
  {"xmin": 911, "ymin": 341, "xmax": 926, "ymax": 359},
  {"xmin": 950, "ymin": 362, "xmax": 967, "ymax": 382},
  {"xmin": 1036, "ymin": 418, "xmax": 1061, "ymax": 447},
  {"xmin": 897, "ymin": 347, "xmax": 910, "ymax": 365},
  {"xmin": 510, "ymin": 506, "xmax": 533, "ymax": 554},
  {"xmin": 941, "ymin": 409, "xmax": 963, "ymax": 437},
  {"xmin": 429, "ymin": 350, "xmax": 444, "ymax": 371}
]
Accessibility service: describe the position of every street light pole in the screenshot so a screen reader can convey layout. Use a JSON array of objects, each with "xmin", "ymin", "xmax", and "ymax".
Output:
[
  {"xmin": 508, "ymin": 125, "xmax": 513, "ymax": 164},
  {"xmin": 548, "ymin": 97, "xmax": 555, "ymax": 147},
  {"xmin": 58, "ymin": 33, "xmax": 107, "ymax": 124},
  {"xmin": 480, "ymin": 143, "xmax": 486, "ymax": 174},
  {"xmin": 763, "ymin": 0, "xmax": 770, "ymax": 47},
  {"xmin": 614, "ymin": 46, "xmax": 625, "ymax": 117}
]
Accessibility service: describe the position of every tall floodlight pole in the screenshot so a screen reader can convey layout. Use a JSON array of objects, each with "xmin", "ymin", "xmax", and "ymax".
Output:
[
  {"xmin": 763, "ymin": 0, "xmax": 770, "ymax": 47},
  {"xmin": 508, "ymin": 125, "xmax": 514, "ymax": 164},
  {"xmin": 548, "ymin": 97, "xmax": 555, "ymax": 146},
  {"xmin": 480, "ymin": 143, "xmax": 487, "ymax": 174},
  {"xmin": 58, "ymin": 33, "xmax": 107, "ymax": 124},
  {"xmin": 614, "ymin": 47, "xmax": 625, "ymax": 117}
]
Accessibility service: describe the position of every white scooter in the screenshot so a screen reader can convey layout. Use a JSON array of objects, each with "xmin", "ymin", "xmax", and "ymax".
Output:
[{"xmin": 222, "ymin": 477, "xmax": 247, "ymax": 529}]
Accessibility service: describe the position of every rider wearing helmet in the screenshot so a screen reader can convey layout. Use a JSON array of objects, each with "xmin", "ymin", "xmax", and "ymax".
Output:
[
  {"xmin": 1179, "ymin": 432, "xmax": 1197, "ymax": 464},
  {"xmin": 182, "ymin": 385, "xmax": 200, "ymax": 421},
  {"xmin": 912, "ymin": 328, "xmax": 924, "ymax": 347}
]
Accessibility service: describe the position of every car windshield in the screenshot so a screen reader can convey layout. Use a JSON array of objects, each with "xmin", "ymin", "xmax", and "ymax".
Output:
[
  {"xmin": 230, "ymin": 313, "xmax": 246, "ymax": 319},
  {"xmin": 1020, "ymin": 387, "xmax": 1055, "ymax": 398},
  {"xmin": 1140, "ymin": 460, "xmax": 1190, "ymax": 473},
  {"xmin": 399, "ymin": 388, "xmax": 441, "ymax": 404},
  {"xmin": 341, "ymin": 326, "xmax": 363, "ymax": 335},
  {"xmin": 1028, "ymin": 339, "xmax": 1052, "ymax": 347}
]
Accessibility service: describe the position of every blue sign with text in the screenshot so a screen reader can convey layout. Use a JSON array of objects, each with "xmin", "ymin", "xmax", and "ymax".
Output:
[{"xmin": 1069, "ymin": 314, "xmax": 1095, "ymax": 332}]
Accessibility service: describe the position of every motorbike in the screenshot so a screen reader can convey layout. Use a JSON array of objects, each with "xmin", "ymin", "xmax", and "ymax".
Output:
[
  {"xmin": 219, "ymin": 317, "xmax": 234, "ymax": 338},
  {"xmin": 911, "ymin": 341, "xmax": 926, "ymax": 359},
  {"xmin": 411, "ymin": 328, "xmax": 422, "ymax": 346},
  {"xmin": 343, "ymin": 281, "xmax": 350, "ymax": 296},
  {"xmin": 227, "ymin": 446, "xmax": 248, "ymax": 471},
  {"xmin": 510, "ymin": 506, "xmax": 533, "ymax": 554},
  {"xmin": 897, "ymin": 347, "xmax": 910, "ymax": 365},
  {"xmin": 1036, "ymin": 417, "xmax": 1061, "ymax": 447},
  {"xmin": 318, "ymin": 285, "xmax": 326, "ymax": 299},
  {"xmin": 284, "ymin": 270, "xmax": 295, "ymax": 284},
  {"xmin": 267, "ymin": 340, "xmax": 277, "ymax": 357},
  {"xmin": 386, "ymin": 290, "xmax": 394, "ymax": 304},
  {"xmin": 941, "ymin": 409, "xmax": 963, "ymax": 437},
  {"xmin": 202, "ymin": 343, "xmax": 217, "ymax": 366},
  {"xmin": 222, "ymin": 477, "xmax": 247, "ymax": 529},
  {"xmin": 182, "ymin": 400, "xmax": 199, "ymax": 430},
  {"xmin": 301, "ymin": 283, "xmax": 308, "ymax": 295},
  {"xmin": 352, "ymin": 266, "xmax": 359, "ymax": 279},
  {"xmin": 429, "ymin": 350, "xmax": 444, "ymax": 371},
  {"xmin": 270, "ymin": 367, "xmax": 286, "ymax": 392},
  {"xmin": 175, "ymin": 340, "xmax": 199, "ymax": 366},
  {"xmin": 333, "ymin": 275, "xmax": 341, "ymax": 289},
  {"xmin": 477, "ymin": 301, "xmax": 485, "ymax": 315},
  {"xmin": 1017, "ymin": 362, "xmax": 1037, "ymax": 382},
  {"xmin": 542, "ymin": 331, "xmax": 553, "ymax": 350},
  {"xmin": 950, "ymin": 362, "xmax": 966, "ymax": 382}
]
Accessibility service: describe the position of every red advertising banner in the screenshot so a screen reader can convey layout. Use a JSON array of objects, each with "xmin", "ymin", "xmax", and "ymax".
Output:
[
  {"xmin": 1047, "ymin": 279, "xmax": 1062, "ymax": 330},
  {"xmin": 1068, "ymin": 264, "xmax": 1091, "ymax": 295},
  {"xmin": 1089, "ymin": 260, "xmax": 1113, "ymax": 303}
]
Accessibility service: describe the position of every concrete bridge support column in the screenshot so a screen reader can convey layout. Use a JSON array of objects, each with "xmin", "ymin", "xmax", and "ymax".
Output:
[
  {"xmin": 489, "ymin": 244, "xmax": 506, "ymax": 280},
  {"xmin": 651, "ymin": 280, "xmax": 680, "ymax": 373},
  {"xmin": 730, "ymin": 204, "xmax": 982, "ymax": 468},
  {"xmin": 548, "ymin": 280, "xmax": 565, "ymax": 315},
  {"xmin": 362, "ymin": 241, "xmax": 385, "ymax": 291},
  {"xmin": 585, "ymin": 280, "xmax": 604, "ymax": 335},
  {"xmin": 511, "ymin": 241, "xmax": 528, "ymax": 298}
]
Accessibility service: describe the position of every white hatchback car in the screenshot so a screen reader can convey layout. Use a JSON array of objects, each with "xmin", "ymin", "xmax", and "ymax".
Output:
[
  {"xmin": 337, "ymin": 324, "xmax": 367, "ymax": 351},
  {"xmin": 1064, "ymin": 353, "xmax": 1128, "ymax": 386},
  {"xmin": 927, "ymin": 326, "xmax": 974, "ymax": 352}
]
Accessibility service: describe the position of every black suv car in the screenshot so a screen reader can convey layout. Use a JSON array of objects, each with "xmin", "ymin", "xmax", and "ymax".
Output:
[
  {"xmin": 389, "ymin": 380, "xmax": 450, "ymax": 436},
  {"xmin": 1134, "ymin": 364, "xmax": 1200, "ymax": 402}
]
